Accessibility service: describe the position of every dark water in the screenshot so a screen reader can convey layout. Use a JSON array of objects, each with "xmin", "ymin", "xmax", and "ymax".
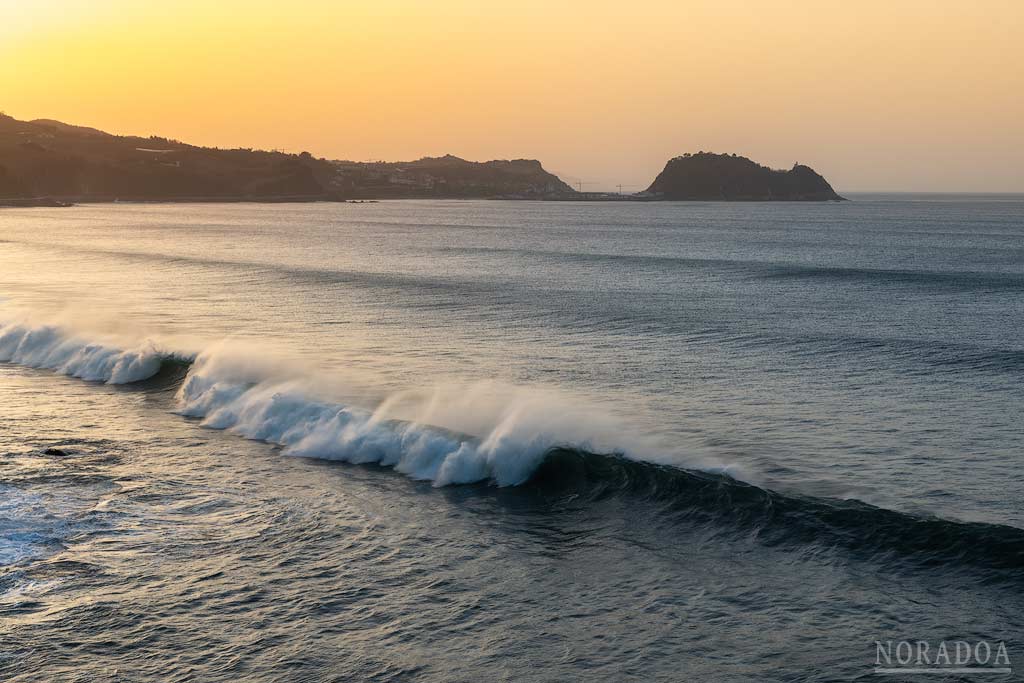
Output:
[{"xmin": 0, "ymin": 196, "xmax": 1022, "ymax": 681}]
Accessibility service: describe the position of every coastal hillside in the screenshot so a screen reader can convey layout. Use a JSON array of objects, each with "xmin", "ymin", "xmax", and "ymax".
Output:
[
  {"xmin": 330, "ymin": 155, "xmax": 575, "ymax": 198},
  {"xmin": 0, "ymin": 114, "xmax": 845, "ymax": 204},
  {"xmin": 647, "ymin": 152, "xmax": 844, "ymax": 201},
  {"xmin": 0, "ymin": 114, "xmax": 573, "ymax": 202}
]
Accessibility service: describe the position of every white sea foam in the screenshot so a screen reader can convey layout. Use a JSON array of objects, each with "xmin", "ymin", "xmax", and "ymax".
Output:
[
  {"xmin": 0, "ymin": 318, "xmax": 730, "ymax": 487},
  {"xmin": 175, "ymin": 346, "xmax": 637, "ymax": 486},
  {"xmin": 0, "ymin": 321, "xmax": 169, "ymax": 384},
  {"xmin": 0, "ymin": 485, "xmax": 81, "ymax": 568}
]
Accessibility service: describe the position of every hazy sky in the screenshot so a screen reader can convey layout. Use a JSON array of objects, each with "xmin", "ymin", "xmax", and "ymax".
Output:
[{"xmin": 2, "ymin": 0, "xmax": 1022, "ymax": 192}]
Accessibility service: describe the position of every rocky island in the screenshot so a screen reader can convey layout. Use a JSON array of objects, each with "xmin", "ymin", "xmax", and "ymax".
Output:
[{"xmin": 646, "ymin": 152, "xmax": 844, "ymax": 201}]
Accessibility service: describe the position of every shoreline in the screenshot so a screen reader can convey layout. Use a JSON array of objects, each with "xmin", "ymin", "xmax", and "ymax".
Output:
[{"xmin": 0, "ymin": 194, "xmax": 849, "ymax": 208}]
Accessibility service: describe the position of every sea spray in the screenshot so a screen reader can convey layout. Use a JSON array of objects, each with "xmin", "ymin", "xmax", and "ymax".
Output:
[
  {"xmin": 0, "ymin": 321, "xmax": 168, "ymax": 384},
  {"xmin": 0, "ymin": 317, "xmax": 724, "ymax": 487},
  {"xmin": 175, "ymin": 345, "xmax": 638, "ymax": 486}
]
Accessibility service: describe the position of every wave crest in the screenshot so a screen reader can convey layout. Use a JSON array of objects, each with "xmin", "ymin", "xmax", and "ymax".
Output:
[
  {"xmin": 0, "ymin": 322, "xmax": 172, "ymax": 384},
  {"xmin": 175, "ymin": 349, "xmax": 602, "ymax": 486},
  {"xmin": 529, "ymin": 449, "xmax": 1024, "ymax": 573},
  {"xmin": 3, "ymin": 318, "xmax": 1022, "ymax": 573}
]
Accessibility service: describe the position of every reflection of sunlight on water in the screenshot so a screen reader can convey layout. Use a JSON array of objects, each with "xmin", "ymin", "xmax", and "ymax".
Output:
[
  {"xmin": 0, "ymin": 199, "xmax": 1022, "ymax": 680},
  {"xmin": 1, "ymin": 200, "xmax": 1023, "ymax": 526},
  {"xmin": 0, "ymin": 576, "xmax": 63, "ymax": 606}
]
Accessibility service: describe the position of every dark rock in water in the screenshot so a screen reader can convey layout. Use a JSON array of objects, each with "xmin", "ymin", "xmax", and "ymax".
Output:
[
  {"xmin": 43, "ymin": 447, "xmax": 69, "ymax": 456},
  {"xmin": 646, "ymin": 152, "xmax": 845, "ymax": 201}
]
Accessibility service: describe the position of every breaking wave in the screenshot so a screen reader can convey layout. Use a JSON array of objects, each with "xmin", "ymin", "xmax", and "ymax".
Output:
[
  {"xmin": 3, "ymin": 319, "xmax": 1023, "ymax": 575},
  {"xmin": 0, "ymin": 320, "xmax": 670, "ymax": 488},
  {"xmin": 174, "ymin": 346, "xmax": 648, "ymax": 487},
  {"xmin": 0, "ymin": 321, "xmax": 186, "ymax": 384}
]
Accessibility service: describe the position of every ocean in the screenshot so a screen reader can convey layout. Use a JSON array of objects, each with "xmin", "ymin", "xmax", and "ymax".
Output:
[{"xmin": 0, "ymin": 196, "xmax": 1021, "ymax": 681}]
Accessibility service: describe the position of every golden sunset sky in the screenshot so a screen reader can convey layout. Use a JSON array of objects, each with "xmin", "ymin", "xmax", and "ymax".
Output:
[{"xmin": 2, "ymin": 0, "xmax": 1022, "ymax": 191}]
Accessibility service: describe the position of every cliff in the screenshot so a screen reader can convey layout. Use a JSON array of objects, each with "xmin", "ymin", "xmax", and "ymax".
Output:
[
  {"xmin": 646, "ymin": 152, "xmax": 844, "ymax": 201},
  {"xmin": 0, "ymin": 114, "xmax": 573, "ymax": 202}
]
